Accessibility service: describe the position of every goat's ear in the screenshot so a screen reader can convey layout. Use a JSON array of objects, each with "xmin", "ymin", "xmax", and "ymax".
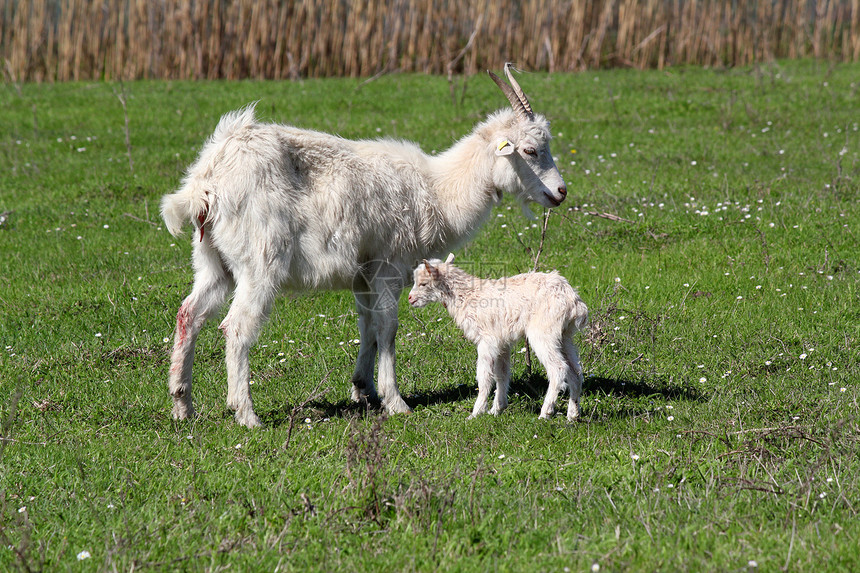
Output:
[{"xmin": 495, "ymin": 139, "xmax": 515, "ymax": 156}]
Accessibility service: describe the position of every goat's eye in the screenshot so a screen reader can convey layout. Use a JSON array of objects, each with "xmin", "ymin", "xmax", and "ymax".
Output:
[{"xmin": 523, "ymin": 147, "xmax": 537, "ymax": 156}]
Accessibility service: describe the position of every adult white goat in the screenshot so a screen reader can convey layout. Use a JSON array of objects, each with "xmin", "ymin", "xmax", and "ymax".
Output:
[
  {"xmin": 408, "ymin": 255, "xmax": 588, "ymax": 421},
  {"xmin": 161, "ymin": 64, "xmax": 567, "ymax": 427}
]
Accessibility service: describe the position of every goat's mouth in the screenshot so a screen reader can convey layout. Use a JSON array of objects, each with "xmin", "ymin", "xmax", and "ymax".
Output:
[{"xmin": 543, "ymin": 191, "xmax": 564, "ymax": 208}]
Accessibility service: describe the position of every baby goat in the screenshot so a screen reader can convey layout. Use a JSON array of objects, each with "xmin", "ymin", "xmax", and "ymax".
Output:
[{"xmin": 408, "ymin": 255, "xmax": 588, "ymax": 420}]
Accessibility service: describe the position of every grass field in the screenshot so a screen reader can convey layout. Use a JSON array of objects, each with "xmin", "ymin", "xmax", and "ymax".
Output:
[{"xmin": 0, "ymin": 61, "xmax": 858, "ymax": 571}]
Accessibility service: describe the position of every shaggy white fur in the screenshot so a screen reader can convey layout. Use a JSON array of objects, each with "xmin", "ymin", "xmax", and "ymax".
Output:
[
  {"xmin": 161, "ymin": 69, "xmax": 567, "ymax": 427},
  {"xmin": 409, "ymin": 255, "xmax": 588, "ymax": 421}
]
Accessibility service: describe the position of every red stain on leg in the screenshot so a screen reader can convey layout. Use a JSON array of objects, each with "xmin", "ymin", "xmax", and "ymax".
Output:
[
  {"xmin": 196, "ymin": 210, "xmax": 207, "ymax": 242},
  {"xmin": 176, "ymin": 303, "xmax": 192, "ymax": 346}
]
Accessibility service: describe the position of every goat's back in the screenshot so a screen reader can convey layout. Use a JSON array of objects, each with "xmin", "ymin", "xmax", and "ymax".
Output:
[{"xmin": 162, "ymin": 106, "xmax": 448, "ymax": 290}]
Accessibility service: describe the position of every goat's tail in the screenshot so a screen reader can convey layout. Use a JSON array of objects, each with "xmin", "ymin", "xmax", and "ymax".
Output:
[
  {"xmin": 160, "ymin": 181, "xmax": 210, "ymax": 238},
  {"xmin": 160, "ymin": 103, "xmax": 259, "ymax": 237},
  {"xmin": 569, "ymin": 291, "xmax": 589, "ymax": 333}
]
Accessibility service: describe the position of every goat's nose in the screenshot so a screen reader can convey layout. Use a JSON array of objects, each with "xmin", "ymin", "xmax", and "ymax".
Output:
[{"xmin": 558, "ymin": 185, "xmax": 567, "ymax": 198}]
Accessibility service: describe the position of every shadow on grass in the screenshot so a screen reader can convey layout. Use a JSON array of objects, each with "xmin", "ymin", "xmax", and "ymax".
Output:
[
  {"xmin": 261, "ymin": 371, "xmax": 705, "ymax": 426},
  {"xmin": 262, "ymin": 383, "xmax": 478, "ymax": 427}
]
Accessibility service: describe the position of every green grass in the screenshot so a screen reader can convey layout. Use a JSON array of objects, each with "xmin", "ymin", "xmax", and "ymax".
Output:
[{"xmin": 1, "ymin": 61, "xmax": 858, "ymax": 571}]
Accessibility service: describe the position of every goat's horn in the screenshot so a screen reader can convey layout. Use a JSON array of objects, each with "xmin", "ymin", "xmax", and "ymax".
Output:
[
  {"xmin": 488, "ymin": 68, "xmax": 532, "ymax": 122},
  {"xmin": 503, "ymin": 63, "xmax": 534, "ymax": 118}
]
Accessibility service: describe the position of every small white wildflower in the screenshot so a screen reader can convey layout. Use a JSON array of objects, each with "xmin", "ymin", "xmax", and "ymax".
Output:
[
  {"xmin": 498, "ymin": 454, "xmax": 505, "ymax": 460},
  {"xmin": 748, "ymin": 560, "xmax": 757, "ymax": 568},
  {"xmin": 304, "ymin": 418, "xmax": 312, "ymax": 424},
  {"xmin": 95, "ymin": 332, "xmax": 102, "ymax": 338},
  {"xmin": 614, "ymin": 277, "xmax": 621, "ymax": 283},
  {"xmin": 18, "ymin": 506, "xmax": 26, "ymax": 513},
  {"xmin": 163, "ymin": 337, "xmax": 170, "ymax": 343},
  {"xmin": 77, "ymin": 551, "xmax": 91, "ymax": 561},
  {"xmin": 699, "ymin": 377, "xmax": 707, "ymax": 383},
  {"xmin": 799, "ymin": 353, "xmax": 807, "ymax": 360},
  {"xmin": 667, "ymin": 416, "xmax": 674, "ymax": 421},
  {"xmin": 630, "ymin": 454, "xmax": 640, "ymax": 461}
]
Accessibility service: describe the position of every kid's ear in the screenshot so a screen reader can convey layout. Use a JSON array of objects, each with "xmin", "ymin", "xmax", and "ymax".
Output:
[
  {"xmin": 495, "ymin": 139, "xmax": 515, "ymax": 156},
  {"xmin": 423, "ymin": 259, "xmax": 440, "ymax": 278}
]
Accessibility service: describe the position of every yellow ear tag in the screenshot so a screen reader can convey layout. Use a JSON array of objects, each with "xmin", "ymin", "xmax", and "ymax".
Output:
[{"xmin": 498, "ymin": 140, "xmax": 510, "ymax": 151}]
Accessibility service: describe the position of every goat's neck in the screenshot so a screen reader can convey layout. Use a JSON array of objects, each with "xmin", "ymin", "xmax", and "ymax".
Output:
[{"xmin": 428, "ymin": 130, "xmax": 499, "ymax": 243}]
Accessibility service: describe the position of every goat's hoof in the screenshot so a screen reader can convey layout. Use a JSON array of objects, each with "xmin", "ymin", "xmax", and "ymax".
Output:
[
  {"xmin": 384, "ymin": 398, "xmax": 411, "ymax": 415},
  {"xmin": 172, "ymin": 402, "xmax": 195, "ymax": 421},
  {"xmin": 351, "ymin": 384, "xmax": 380, "ymax": 405},
  {"xmin": 235, "ymin": 408, "xmax": 263, "ymax": 428}
]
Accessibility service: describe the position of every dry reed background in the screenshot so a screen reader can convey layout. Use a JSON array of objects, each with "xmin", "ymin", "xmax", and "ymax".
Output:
[{"xmin": 2, "ymin": 0, "xmax": 860, "ymax": 82}]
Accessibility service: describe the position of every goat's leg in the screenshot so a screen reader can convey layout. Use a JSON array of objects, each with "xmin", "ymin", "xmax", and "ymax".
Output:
[
  {"xmin": 168, "ymin": 241, "xmax": 230, "ymax": 421},
  {"xmin": 529, "ymin": 335, "xmax": 568, "ymax": 420},
  {"xmin": 372, "ymin": 291, "xmax": 410, "ymax": 414},
  {"xmin": 489, "ymin": 348, "xmax": 511, "ymax": 416},
  {"xmin": 468, "ymin": 344, "xmax": 496, "ymax": 419},
  {"xmin": 563, "ymin": 336, "xmax": 584, "ymax": 421},
  {"xmin": 354, "ymin": 266, "xmax": 410, "ymax": 415},
  {"xmin": 220, "ymin": 279, "xmax": 274, "ymax": 428},
  {"xmin": 350, "ymin": 292, "xmax": 380, "ymax": 405}
]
